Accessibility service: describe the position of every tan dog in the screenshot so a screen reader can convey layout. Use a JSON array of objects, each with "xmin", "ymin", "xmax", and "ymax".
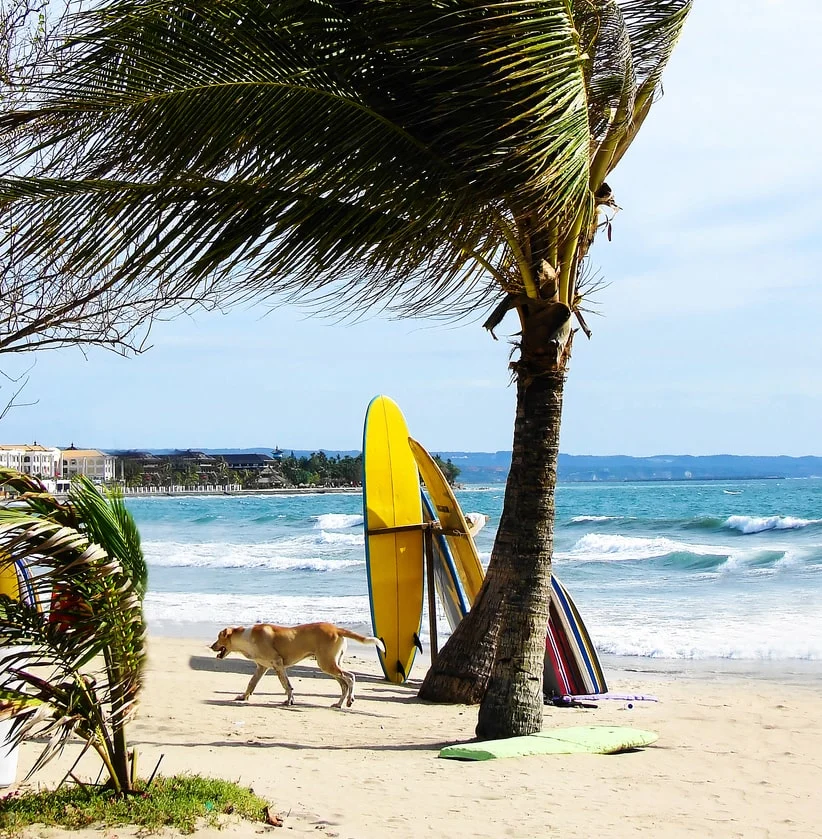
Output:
[{"xmin": 210, "ymin": 622, "xmax": 385, "ymax": 708}]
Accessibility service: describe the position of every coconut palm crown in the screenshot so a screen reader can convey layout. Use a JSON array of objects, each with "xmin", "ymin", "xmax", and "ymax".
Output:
[{"xmin": 0, "ymin": 0, "xmax": 692, "ymax": 737}]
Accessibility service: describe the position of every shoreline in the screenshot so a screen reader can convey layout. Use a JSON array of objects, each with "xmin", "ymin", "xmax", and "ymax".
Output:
[
  {"xmin": 117, "ymin": 476, "xmax": 810, "ymax": 497},
  {"xmin": 150, "ymin": 624, "xmax": 822, "ymax": 686},
  {"xmin": 9, "ymin": 634, "xmax": 822, "ymax": 838},
  {"xmin": 90, "ymin": 473, "xmax": 813, "ymax": 499},
  {"xmin": 120, "ymin": 486, "xmax": 362, "ymax": 497}
]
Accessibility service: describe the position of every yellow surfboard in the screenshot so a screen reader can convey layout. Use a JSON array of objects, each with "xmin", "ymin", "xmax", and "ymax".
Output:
[
  {"xmin": 422, "ymin": 492, "xmax": 468, "ymax": 632},
  {"xmin": 362, "ymin": 396, "xmax": 424, "ymax": 683},
  {"xmin": 0, "ymin": 560, "xmax": 20, "ymax": 601},
  {"xmin": 408, "ymin": 437, "xmax": 484, "ymax": 602}
]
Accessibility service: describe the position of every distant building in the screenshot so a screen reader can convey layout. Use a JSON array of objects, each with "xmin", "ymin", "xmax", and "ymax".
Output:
[
  {"xmin": 108, "ymin": 450, "xmax": 161, "ymax": 483},
  {"xmin": 60, "ymin": 446, "xmax": 116, "ymax": 483},
  {"xmin": 219, "ymin": 453, "xmax": 285, "ymax": 488},
  {"xmin": 220, "ymin": 453, "xmax": 276, "ymax": 471},
  {"xmin": 0, "ymin": 444, "xmax": 62, "ymax": 479}
]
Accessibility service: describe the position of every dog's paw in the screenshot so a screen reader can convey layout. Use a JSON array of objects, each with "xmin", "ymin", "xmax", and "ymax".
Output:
[{"xmin": 235, "ymin": 694, "xmax": 248, "ymax": 702}]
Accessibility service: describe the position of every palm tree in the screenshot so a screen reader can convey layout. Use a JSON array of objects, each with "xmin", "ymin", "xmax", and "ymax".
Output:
[
  {"xmin": 0, "ymin": 471, "xmax": 146, "ymax": 793},
  {"xmin": 0, "ymin": 0, "xmax": 691, "ymax": 738}
]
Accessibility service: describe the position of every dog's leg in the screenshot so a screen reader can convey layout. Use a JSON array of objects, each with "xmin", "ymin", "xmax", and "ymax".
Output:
[
  {"xmin": 341, "ymin": 669, "xmax": 356, "ymax": 707},
  {"xmin": 318, "ymin": 655, "xmax": 355, "ymax": 708},
  {"xmin": 238, "ymin": 664, "xmax": 268, "ymax": 701},
  {"xmin": 327, "ymin": 673, "xmax": 350, "ymax": 709},
  {"xmin": 336, "ymin": 642, "xmax": 356, "ymax": 707},
  {"xmin": 273, "ymin": 665, "xmax": 295, "ymax": 705}
]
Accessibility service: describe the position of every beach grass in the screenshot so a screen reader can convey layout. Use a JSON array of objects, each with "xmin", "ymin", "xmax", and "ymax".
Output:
[{"xmin": 0, "ymin": 774, "xmax": 272, "ymax": 835}]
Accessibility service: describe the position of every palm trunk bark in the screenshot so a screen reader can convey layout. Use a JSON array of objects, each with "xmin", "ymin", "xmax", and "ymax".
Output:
[{"xmin": 419, "ymin": 360, "xmax": 565, "ymax": 739}]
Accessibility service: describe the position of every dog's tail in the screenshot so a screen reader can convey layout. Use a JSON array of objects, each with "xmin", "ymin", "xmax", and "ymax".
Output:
[{"xmin": 339, "ymin": 628, "xmax": 386, "ymax": 652}]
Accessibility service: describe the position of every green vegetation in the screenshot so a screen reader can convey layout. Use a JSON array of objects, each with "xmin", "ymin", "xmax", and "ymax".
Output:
[
  {"xmin": 0, "ymin": 476, "xmax": 275, "ymax": 832},
  {"xmin": 279, "ymin": 451, "xmax": 362, "ymax": 487},
  {"xmin": 277, "ymin": 451, "xmax": 460, "ymax": 487},
  {"xmin": 0, "ymin": 471, "xmax": 146, "ymax": 793},
  {"xmin": 0, "ymin": 774, "xmax": 271, "ymax": 835},
  {"xmin": 432, "ymin": 456, "xmax": 460, "ymax": 487}
]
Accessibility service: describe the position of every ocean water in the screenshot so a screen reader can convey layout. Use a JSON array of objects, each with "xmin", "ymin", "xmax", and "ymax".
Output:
[{"xmin": 128, "ymin": 479, "xmax": 822, "ymax": 662}]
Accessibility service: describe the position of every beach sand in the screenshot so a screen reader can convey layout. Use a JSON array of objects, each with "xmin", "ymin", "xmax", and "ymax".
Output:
[{"xmin": 7, "ymin": 636, "xmax": 822, "ymax": 838}]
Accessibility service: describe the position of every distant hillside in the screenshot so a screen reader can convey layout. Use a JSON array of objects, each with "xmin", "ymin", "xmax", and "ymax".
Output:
[
  {"xmin": 445, "ymin": 452, "xmax": 822, "ymax": 483},
  {"xmin": 138, "ymin": 449, "xmax": 822, "ymax": 483},
  {"xmin": 555, "ymin": 454, "xmax": 822, "ymax": 483}
]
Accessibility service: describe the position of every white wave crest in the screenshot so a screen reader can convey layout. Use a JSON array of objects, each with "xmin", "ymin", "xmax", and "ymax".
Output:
[
  {"xmin": 143, "ymin": 540, "xmax": 362, "ymax": 571},
  {"xmin": 313, "ymin": 513, "xmax": 363, "ymax": 530},
  {"xmin": 559, "ymin": 533, "xmax": 722, "ymax": 563},
  {"xmin": 724, "ymin": 515, "xmax": 821, "ymax": 534},
  {"xmin": 773, "ymin": 549, "xmax": 805, "ymax": 570},
  {"xmin": 714, "ymin": 549, "xmax": 774, "ymax": 574},
  {"xmin": 569, "ymin": 515, "xmax": 622, "ymax": 523},
  {"xmin": 318, "ymin": 531, "xmax": 363, "ymax": 546}
]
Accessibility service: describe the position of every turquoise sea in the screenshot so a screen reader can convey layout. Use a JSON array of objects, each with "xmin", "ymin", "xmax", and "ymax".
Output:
[{"xmin": 127, "ymin": 479, "xmax": 822, "ymax": 663}]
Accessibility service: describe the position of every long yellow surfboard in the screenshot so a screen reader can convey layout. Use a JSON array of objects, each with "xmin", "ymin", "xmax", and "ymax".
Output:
[
  {"xmin": 408, "ymin": 437, "xmax": 484, "ymax": 602},
  {"xmin": 362, "ymin": 396, "xmax": 424, "ymax": 683}
]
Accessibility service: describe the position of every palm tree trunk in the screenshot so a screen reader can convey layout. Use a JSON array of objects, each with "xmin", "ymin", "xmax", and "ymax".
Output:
[
  {"xmin": 104, "ymin": 648, "xmax": 133, "ymax": 793},
  {"xmin": 419, "ymin": 363, "xmax": 564, "ymax": 738},
  {"xmin": 111, "ymin": 707, "xmax": 132, "ymax": 792}
]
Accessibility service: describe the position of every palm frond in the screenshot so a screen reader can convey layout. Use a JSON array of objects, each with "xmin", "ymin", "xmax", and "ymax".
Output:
[
  {"xmin": 68, "ymin": 477, "xmax": 147, "ymax": 596},
  {"xmin": 618, "ymin": 0, "xmax": 693, "ymax": 96},
  {"xmin": 1, "ymin": 0, "xmax": 592, "ymax": 316},
  {"xmin": 575, "ymin": 1, "xmax": 633, "ymax": 145},
  {"xmin": 606, "ymin": 0, "xmax": 693, "ymax": 173},
  {"xmin": 0, "ymin": 472, "xmax": 146, "ymax": 790}
]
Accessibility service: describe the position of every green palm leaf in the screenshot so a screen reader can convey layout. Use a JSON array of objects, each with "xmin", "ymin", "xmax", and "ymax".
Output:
[
  {"xmin": 1, "ymin": 0, "xmax": 596, "ymax": 312},
  {"xmin": 0, "ymin": 470, "xmax": 146, "ymax": 792}
]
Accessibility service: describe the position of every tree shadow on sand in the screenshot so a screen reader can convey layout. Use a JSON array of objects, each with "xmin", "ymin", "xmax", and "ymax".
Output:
[{"xmin": 131, "ymin": 736, "xmax": 463, "ymax": 752}]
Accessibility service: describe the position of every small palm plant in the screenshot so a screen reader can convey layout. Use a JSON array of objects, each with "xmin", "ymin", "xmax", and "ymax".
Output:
[{"xmin": 0, "ymin": 470, "xmax": 146, "ymax": 794}]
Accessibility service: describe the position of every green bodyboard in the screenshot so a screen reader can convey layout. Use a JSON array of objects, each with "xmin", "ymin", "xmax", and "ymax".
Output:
[{"xmin": 439, "ymin": 726, "xmax": 658, "ymax": 761}]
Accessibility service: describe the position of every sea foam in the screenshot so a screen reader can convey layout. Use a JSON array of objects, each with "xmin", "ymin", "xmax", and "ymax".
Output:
[
  {"xmin": 590, "ymin": 607, "xmax": 822, "ymax": 660},
  {"xmin": 145, "ymin": 592, "xmax": 370, "ymax": 628},
  {"xmin": 313, "ymin": 513, "xmax": 364, "ymax": 530}
]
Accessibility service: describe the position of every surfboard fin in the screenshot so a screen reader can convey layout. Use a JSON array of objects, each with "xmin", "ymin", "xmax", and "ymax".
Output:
[
  {"xmin": 413, "ymin": 632, "xmax": 423, "ymax": 653},
  {"xmin": 396, "ymin": 660, "xmax": 407, "ymax": 680}
]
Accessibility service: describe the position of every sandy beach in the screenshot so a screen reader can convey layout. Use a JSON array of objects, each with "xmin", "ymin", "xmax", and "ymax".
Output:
[{"xmin": 5, "ymin": 635, "xmax": 821, "ymax": 838}]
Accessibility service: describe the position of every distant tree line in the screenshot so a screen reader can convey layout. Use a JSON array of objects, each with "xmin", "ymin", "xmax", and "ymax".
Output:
[
  {"xmin": 278, "ymin": 451, "xmax": 461, "ymax": 487},
  {"xmin": 279, "ymin": 451, "xmax": 361, "ymax": 487},
  {"xmin": 117, "ymin": 449, "xmax": 461, "ymax": 489},
  {"xmin": 433, "ymin": 455, "xmax": 460, "ymax": 486},
  {"xmin": 279, "ymin": 451, "xmax": 460, "ymax": 486}
]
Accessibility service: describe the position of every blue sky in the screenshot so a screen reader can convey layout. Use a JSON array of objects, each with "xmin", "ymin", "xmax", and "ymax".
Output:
[{"xmin": 2, "ymin": 0, "xmax": 820, "ymax": 456}]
